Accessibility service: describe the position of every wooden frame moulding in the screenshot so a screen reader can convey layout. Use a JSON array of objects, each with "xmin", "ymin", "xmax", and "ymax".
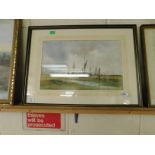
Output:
[{"xmin": 0, "ymin": 104, "xmax": 155, "ymax": 114}]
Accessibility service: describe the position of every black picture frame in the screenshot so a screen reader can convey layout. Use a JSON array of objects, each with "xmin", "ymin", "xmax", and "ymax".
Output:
[
  {"xmin": 23, "ymin": 24, "xmax": 142, "ymax": 107},
  {"xmin": 140, "ymin": 24, "xmax": 155, "ymax": 107}
]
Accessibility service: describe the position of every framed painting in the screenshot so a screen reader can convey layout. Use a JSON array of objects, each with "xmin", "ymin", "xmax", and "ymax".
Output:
[
  {"xmin": 24, "ymin": 25, "xmax": 142, "ymax": 106},
  {"xmin": 141, "ymin": 24, "xmax": 155, "ymax": 107},
  {"xmin": 0, "ymin": 19, "xmax": 20, "ymax": 104}
]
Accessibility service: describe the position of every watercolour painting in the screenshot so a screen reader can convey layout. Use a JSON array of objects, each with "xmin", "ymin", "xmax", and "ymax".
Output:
[
  {"xmin": 0, "ymin": 20, "xmax": 13, "ymax": 100},
  {"xmin": 25, "ymin": 25, "xmax": 140, "ymax": 105},
  {"xmin": 40, "ymin": 40, "xmax": 123, "ymax": 90}
]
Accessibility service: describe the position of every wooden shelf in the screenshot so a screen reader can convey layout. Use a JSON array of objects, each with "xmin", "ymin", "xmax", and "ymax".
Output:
[{"xmin": 0, "ymin": 104, "xmax": 155, "ymax": 114}]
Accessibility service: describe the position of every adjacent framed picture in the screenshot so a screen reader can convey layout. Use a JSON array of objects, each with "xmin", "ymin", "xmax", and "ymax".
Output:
[
  {"xmin": 141, "ymin": 24, "xmax": 155, "ymax": 107},
  {"xmin": 24, "ymin": 25, "xmax": 142, "ymax": 106},
  {"xmin": 0, "ymin": 19, "xmax": 20, "ymax": 104}
]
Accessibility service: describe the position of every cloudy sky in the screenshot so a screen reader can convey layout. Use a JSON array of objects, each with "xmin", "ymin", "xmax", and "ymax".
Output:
[
  {"xmin": 0, "ymin": 20, "xmax": 14, "ymax": 52},
  {"xmin": 42, "ymin": 40, "xmax": 123, "ymax": 75}
]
